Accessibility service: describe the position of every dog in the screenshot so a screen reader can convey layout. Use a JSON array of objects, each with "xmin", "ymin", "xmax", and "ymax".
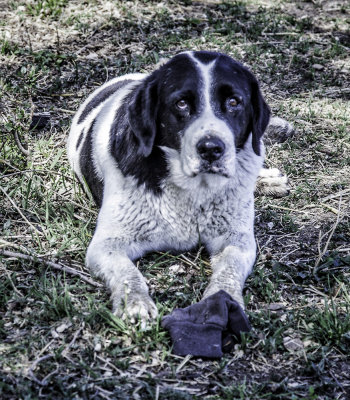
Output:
[{"xmin": 67, "ymin": 51, "xmax": 290, "ymax": 323}]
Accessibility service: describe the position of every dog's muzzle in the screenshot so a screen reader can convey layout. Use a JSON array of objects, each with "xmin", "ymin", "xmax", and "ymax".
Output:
[{"xmin": 196, "ymin": 135, "xmax": 225, "ymax": 163}]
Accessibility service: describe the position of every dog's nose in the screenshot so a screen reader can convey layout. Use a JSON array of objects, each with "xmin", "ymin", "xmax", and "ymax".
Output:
[{"xmin": 196, "ymin": 136, "xmax": 225, "ymax": 162}]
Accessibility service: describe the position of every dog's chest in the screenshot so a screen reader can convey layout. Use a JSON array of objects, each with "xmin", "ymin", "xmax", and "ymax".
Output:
[{"xmin": 117, "ymin": 183, "xmax": 249, "ymax": 251}]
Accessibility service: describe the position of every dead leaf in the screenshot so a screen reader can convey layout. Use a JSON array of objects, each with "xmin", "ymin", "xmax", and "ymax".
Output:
[{"xmin": 283, "ymin": 336, "xmax": 304, "ymax": 352}]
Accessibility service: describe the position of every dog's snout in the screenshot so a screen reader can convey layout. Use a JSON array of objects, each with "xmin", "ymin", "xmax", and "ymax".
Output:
[{"xmin": 196, "ymin": 136, "xmax": 225, "ymax": 162}]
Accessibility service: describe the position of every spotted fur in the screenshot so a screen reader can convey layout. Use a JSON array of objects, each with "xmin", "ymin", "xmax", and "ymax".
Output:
[{"xmin": 68, "ymin": 51, "xmax": 286, "ymax": 323}]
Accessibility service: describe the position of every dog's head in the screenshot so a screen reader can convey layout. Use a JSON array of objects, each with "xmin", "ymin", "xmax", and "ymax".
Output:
[{"xmin": 128, "ymin": 51, "xmax": 270, "ymax": 189}]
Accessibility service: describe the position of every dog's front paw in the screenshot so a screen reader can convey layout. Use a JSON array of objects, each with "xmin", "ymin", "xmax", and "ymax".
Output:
[
  {"xmin": 256, "ymin": 167, "xmax": 290, "ymax": 198},
  {"xmin": 113, "ymin": 292, "xmax": 158, "ymax": 328},
  {"xmin": 203, "ymin": 284, "xmax": 245, "ymax": 310}
]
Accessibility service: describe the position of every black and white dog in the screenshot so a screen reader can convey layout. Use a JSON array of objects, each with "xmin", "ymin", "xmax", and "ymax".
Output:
[{"xmin": 68, "ymin": 51, "xmax": 289, "ymax": 323}]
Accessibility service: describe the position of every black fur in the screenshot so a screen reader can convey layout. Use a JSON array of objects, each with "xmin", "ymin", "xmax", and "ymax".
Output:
[
  {"xmin": 76, "ymin": 128, "xmax": 85, "ymax": 150},
  {"xmin": 127, "ymin": 77, "xmax": 160, "ymax": 157},
  {"xmin": 127, "ymin": 54, "xmax": 200, "ymax": 157},
  {"xmin": 249, "ymin": 80, "xmax": 270, "ymax": 156},
  {"xmin": 206, "ymin": 52, "xmax": 270, "ymax": 156},
  {"xmin": 78, "ymin": 80, "xmax": 133, "ymax": 124},
  {"xmin": 79, "ymin": 122, "xmax": 104, "ymax": 206},
  {"xmin": 193, "ymin": 51, "xmax": 219, "ymax": 65},
  {"xmin": 108, "ymin": 54, "xmax": 201, "ymax": 194},
  {"xmin": 89, "ymin": 51, "xmax": 269, "ymax": 200},
  {"xmin": 109, "ymin": 92, "xmax": 169, "ymax": 195}
]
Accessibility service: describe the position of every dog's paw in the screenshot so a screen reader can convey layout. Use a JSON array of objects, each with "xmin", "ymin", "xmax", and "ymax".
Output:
[
  {"xmin": 256, "ymin": 167, "xmax": 290, "ymax": 197},
  {"xmin": 203, "ymin": 284, "xmax": 245, "ymax": 310},
  {"xmin": 113, "ymin": 292, "xmax": 158, "ymax": 328},
  {"xmin": 264, "ymin": 117, "xmax": 295, "ymax": 145}
]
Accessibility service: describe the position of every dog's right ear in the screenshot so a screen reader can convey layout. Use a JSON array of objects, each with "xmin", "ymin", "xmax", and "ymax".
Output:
[{"xmin": 128, "ymin": 76, "xmax": 159, "ymax": 158}]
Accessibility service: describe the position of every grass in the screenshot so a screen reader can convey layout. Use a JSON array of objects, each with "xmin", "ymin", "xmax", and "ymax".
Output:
[{"xmin": 1, "ymin": 0, "xmax": 350, "ymax": 398}]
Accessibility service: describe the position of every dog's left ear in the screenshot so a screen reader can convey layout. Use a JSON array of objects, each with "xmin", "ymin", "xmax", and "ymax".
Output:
[
  {"xmin": 250, "ymin": 80, "xmax": 270, "ymax": 156},
  {"xmin": 128, "ymin": 76, "xmax": 159, "ymax": 157}
]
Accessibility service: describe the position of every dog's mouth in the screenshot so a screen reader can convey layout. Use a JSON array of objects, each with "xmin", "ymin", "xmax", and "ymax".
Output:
[
  {"xmin": 160, "ymin": 145, "xmax": 233, "ymax": 183},
  {"xmin": 190, "ymin": 164, "xmax": 231, "ymax": 178},
  {"xmin": 197, "ymin": 159, "xmax": 230, "ymax": 176}
]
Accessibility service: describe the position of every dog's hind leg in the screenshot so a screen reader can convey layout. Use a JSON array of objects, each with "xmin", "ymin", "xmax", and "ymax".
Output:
[
  {"xmin": 256, "ymin": 116, "xmax": 294, "ymax": 197},
  {"xmin": 256, "ymin": 167, "xmax": 290, "ymax": 197},
  {"xmin": 263, "ymin": 116, "xmax": 295, "ymax": 146}
]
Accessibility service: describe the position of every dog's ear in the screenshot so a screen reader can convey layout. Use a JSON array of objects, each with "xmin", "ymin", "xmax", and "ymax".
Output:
[
  {"xmin": 250, "ymin": 80, "xmax": 270, "ymax": 156},
  {"xmin": 128, "ymin": 76, "xmax": 159, "ymax": 158}
]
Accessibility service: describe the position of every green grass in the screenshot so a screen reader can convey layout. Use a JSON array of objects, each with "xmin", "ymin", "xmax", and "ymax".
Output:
[
  {"xmin": 25, "ymin": 0, "xmax": 68, "ymax": 19},
  {"xmin": 1, "ymin": 0, "xmax": 350, "ymax": 399}
]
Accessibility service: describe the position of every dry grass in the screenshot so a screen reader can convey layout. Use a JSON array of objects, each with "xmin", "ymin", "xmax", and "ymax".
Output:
[{"xmin": 1, "ymin": 0, "xmax": 350, "ymax": 399}]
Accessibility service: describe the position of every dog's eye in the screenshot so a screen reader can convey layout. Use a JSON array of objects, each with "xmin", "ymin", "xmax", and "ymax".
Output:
[
  {"xmin": 226, "ymin": 97, "xmax": 239, "ymax": 111},
  {"xmin": 176, "ymin": 99, "xmax": 189, "ymax": 111}
]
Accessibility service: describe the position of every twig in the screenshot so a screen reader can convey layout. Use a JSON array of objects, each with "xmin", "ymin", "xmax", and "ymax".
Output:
[
  {"xmin": 29, "ymin": 354, "xmax": 54, "ymax": 373},
  {"xmin": 0, "ymin": 186, "xmax": 44, "ymax": 236},
  {"xmin": 320, "ymin": 203, "xmax": 339, "ymax": 215},
  {"xmin": 96, "ymin": 354, "xmax": 127, "ymax": 376},
  {"xmin": 263, "ymin": 32, "xmax": 300, "ymax": 36},
  {"xmin": 262, "ymin": 203, "xmax": 308, "ymax": 214},
  {"xmin": 48, "ymin": 93, "xmax": 78, "ymax": 97},
  {"xmin": 55, "ymin": 107, "xmax": 76, "ymax": 114},
  {"xmin": 322, "ymin": 188, "xmax": 350, "ymax": 202},
  {"xmin": 13, "ymin": 130, "xmax": 30, "ymax": 156},
  {"xmin": 330, "ymin": 370, "xmax": 346, "ymax": 394},
  {"xmin": 155, "ymin": 385, "xmax": 160, "ymax": 400},
  {"xmin": 176, "ymin": 355, "xmax": 192, "ymax": 373},
  {"xmin": 94, "ymin": 386, "xmax": 114, "ymax": 400},
  {"xmin": 0, "ymin": 238, "xmax": 31, "ymax": 254},
  {"xmin": 28, "ymin": 354, "xmax": 54, "ymax": 386},
  {"xmin": 4, "ymin": 268, "xmax": 24, "ymax": 297},
  {"xmin": 36, "ymin": 339, "xmax": 55, "ymax": 360},
  {"xmin": 62, "ymin": 323, "xmax": 85, "ymax": 357},
  {"xmin": 0, "ymin": 158, "xmax": 22, "ymax": 171},
  {"xmin": 28, "ymin": 354, "xmax": 60, "ymax": 387},
  {"xmin": 314, "ymin": 197, "xmax": 343, "ymax": 268},
  {"xmin": 0, "ymin": 250, "xmax": 102, "ymax": 288}
]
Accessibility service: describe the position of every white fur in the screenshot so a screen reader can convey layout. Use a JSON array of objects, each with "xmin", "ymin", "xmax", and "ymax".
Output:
[
  {"xmin": 256, "ymin": 167, "xmax": 290, "ymax": 197},
  {"xmin": 173, "ymin": 52, "xmax": 238, "ymax": 185},
  {"xmin": 67, "ymin": 73, "xmax": 146, "ymax": 183},
  {"xmin": 68, "ymin": 54, "xmax": 271, "ymax": 323}
]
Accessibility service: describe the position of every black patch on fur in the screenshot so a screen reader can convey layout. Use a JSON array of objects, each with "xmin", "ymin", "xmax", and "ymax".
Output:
[
  {"xmin": 109, "ymin": 91, "xmax": 169, "ymax": 195},
  {"xmin": 127, "ymin": 77, "xmax": 159, "ymax": 157},
  {"xmin": 76, "ymin": 128, "xmax": 85, "ymax": 150},
  {"xmin": 193, "ymin": 51, "xmax": 220, "ymax": 65},
  {"xmin": 249, "ymin": 80, "xmax": 270, "ymax": 155},
  {"xmin": 79, "ymin": 122, "xmax": 104, "ymax": 206},
  {"xmin": 209, "ymin": 53, "xmax": 270, "ymax": 155},
  {"xmin": 77, "ymin": 80, "xmax": 133, "ymax": 124},
  {"xmin": 80, "ymin": 51, "xmax": 269, "ymax": 199},
  {"xmin": 108, "ymin": 54, "xmax": 200, "ymax": 194}
]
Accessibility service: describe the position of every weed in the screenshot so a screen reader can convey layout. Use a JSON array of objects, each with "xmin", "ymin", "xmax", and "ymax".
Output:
[
  {"xmin": 26, "ymin": 0, "xmax": 68, "ymax": 19},
  {"xmin": 303, "ymin": 297, "xmax": 350, "ymax": 351},
  {"xmin": 1, "ymin": 0, "xmax": 349, "ymax": 399}
]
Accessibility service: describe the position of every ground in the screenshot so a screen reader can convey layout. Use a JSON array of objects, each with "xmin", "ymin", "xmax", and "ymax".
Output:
[{"xmin": 0, "ymin": 0, "xmax": 349, "ymax": 399}]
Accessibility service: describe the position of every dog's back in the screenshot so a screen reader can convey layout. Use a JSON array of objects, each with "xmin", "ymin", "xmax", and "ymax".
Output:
[{"xmin": 68, "ymin": 73, "xmax": 146, "ymax": 205}]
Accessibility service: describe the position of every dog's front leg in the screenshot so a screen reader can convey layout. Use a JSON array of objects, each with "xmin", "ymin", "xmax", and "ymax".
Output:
[
  {"xmin": 203, "ymin": 243, "xmax": 256, "ymax": 309},
  {"xmin": 86, "ymin": 236, "xmax": 158, "ymax": 323}
]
